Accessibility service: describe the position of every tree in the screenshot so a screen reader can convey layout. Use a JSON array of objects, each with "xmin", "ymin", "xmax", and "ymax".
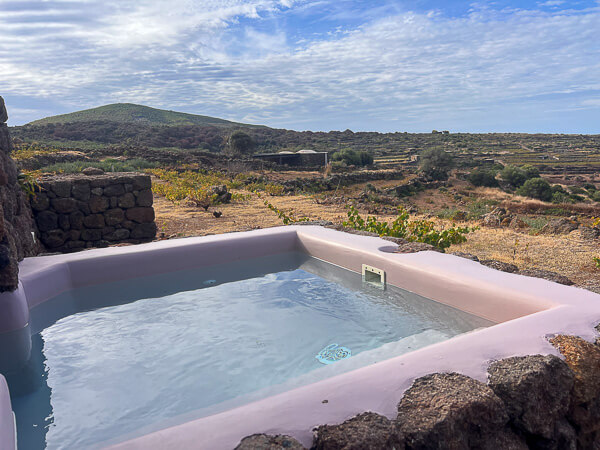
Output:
[
  {"xmin": 500, "ymin": 165, "xmax": 527, "ymax": 188},
  {"xmin": 226, "ymin": 131, "xmax": 255, "ymax": 156},
  {"xmin": 516, "ymin": 178, "xmax": 552, "ymax": 201},
  {"xmin": 468, "ymin": 168, "xmax": 498, "ymax": 187},
  {"xmin": 500, "ymin": 165, "xmax": 540, "ymax": 188},
  {"xmin": 419, "ymin": 148, "xmax": 454, "ymax": 181}
]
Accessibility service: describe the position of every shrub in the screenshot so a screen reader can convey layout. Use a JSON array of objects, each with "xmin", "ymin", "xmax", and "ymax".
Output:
[
  {"xmin": 521, "ymin": 165, "xmax": 540, "ymax": 179},
  {"xmin": 568, "ymin": 185, "xmax": 586, "ymax": 195},
  {"xmin": 419, "ymin": 148, "xmax": 454, "ymax": 181},
  {"xmin": 343, "ymin": 205, "xmax": 475, "ymax": 250},
  {"xmin": 592, "ymin": 191, "xmax": 600, "ymax": 202},
  {"xmin": 500, "ymin": 165, "xmax": 527, "ymax": 188},
  {"xmin": 226, "ymin": 131, "xmax": 255, "ymax": 156},
  {"xmin": 467, "ymin": 168, "xmax": 498, "ymax": 187},
  {"xmin": 331, "ymin": 149, "xmax": 373, "ymax": 166},
  {"xmin": 551, "ymin": 191, "xmax": 575, "ymax": 204},
  {"xmin": 516, "ymin": 178, "xmax": 553, "ymax": 201}
]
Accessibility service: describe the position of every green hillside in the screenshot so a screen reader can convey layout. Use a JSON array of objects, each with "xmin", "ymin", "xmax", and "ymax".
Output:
[{"xmin": 28, "ymin": 103, "xmax": 261, "ymax": 128}]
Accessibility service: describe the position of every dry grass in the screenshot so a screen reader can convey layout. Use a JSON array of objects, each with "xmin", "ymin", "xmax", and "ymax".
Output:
[
  {"xmin": 153, "ymin": 184, "xmax": 600, "ymax": 290},
  {"xmin": 451, "ymin": 227, "xmax": 599, "ymax": 285}
]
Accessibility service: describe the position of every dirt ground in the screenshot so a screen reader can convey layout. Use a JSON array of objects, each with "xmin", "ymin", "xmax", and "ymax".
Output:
[{"xmin": 153, "ymin": 190, "xmax": 600, "ymax": 292}]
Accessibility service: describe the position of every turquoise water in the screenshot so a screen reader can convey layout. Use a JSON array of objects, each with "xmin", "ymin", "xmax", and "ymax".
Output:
[{"xmin": 4, "ymin": 253, "xmax": 492, "ymax": 449}]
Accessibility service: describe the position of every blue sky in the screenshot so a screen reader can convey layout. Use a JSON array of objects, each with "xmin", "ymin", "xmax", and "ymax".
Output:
[{"xmin": 0, "ymin": 0, "xmax": 599, "ymax": 132}]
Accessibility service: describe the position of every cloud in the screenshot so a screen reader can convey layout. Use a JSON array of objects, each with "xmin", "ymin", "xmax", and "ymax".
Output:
[{"xmin": 0, "ymin": 0, "xmax": 599, "ymax": 132}]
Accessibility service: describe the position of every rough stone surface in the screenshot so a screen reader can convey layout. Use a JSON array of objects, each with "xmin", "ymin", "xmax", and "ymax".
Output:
[
  {"xmin": 480, "ymin": 259, "xmax": 519, "ymax": 273},
  {"xmin": 0, "ymin": 99, "xmax": 39, "ymax": 291},
  {"xmin": 234, "ymin": 434, "xmax": 305, "ymax": 450},
  {"xmin": 519, "ymin": 269, "xmax": 574, "ymax": 286},
  {"xmin": 451, "ymin": 252, "xmax": 479, "ymax": 261},
  {"xmin": 396, "ymin": 372, "xmax": 524, "ymax": 449},
  {"xmin": 571, "ymin": 226, "xmax": 600, "ymax": 241},
  {"xmin": 313, "ymin": 412, "xmax": 404, "ymax": 450},
  {"xmin": 550, "ymin": 335, "xmax": 600, "ymax": 441},
  {"xmin": 126, "ymin": 206, "xmax": 155, "ymax": 223},
  {"xmin": 82, "ymin": 167, "xmax": 104, "ymax": 176},
  {"xmin": 488, "ymin": 355, "xmax": 575, "ymax": 445},
  {"xmin": 32, "ymin": 173, "xmax": 155, "ymax": 252},
  {"xmin": 540, "ymin": 218, "xmax": 579, "ymax": 235},
  {"xmin": 135, "ymin": 189, "xmax": 154, "ymax": 207}
]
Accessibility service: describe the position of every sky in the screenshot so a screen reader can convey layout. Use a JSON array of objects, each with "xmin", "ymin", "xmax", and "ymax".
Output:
[{"xmin": 0, "ymin": 0, "xmax": 599, "ymax": 132}]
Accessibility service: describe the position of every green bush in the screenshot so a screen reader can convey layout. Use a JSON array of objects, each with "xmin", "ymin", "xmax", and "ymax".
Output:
[
  {"xmin": 331, "ymin": 149, "xmax": 373, "ymax": 166},
  {"xmin": 516, "ymin": 178, "xmax": 552, "ymax": 201},
  {"xmin": 419, "ymin": 148, "xmax": 454, "ymax": 181},
  {"xmin": 551, "ymin": 191, "xmax": 575, "ymax": 204},
  {"xmin": 521, "ymin": 165, "xmax": 540, "ymax": 179},
  {"xmin": 569, "ymin": 185, "xmax": 586, "ymax": 195},
  {"xmin": 592, "ymin": 191, "xmax": 600, "ymax": 202},
  {"xmin": 467, "ymin": 168, "xmax": 498, "ymax": 187}
]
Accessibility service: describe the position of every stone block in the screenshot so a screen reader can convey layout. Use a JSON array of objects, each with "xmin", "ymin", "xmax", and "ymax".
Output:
[
  {"xmin": 88, "ymin": 195, "xmax": 109, "ymax": 213},
  {"xmin": 118, "ymin": 192, "xmax": 136, "ymax": 209},
  {"xmin": 104, "ymin": 208, "xmax": 125, "ymax": 226},
  {"xmin": 126, "ymin": 207, "xmax": 155, "ymax": 224},
  {"xmin": 135, "ymin": 189, "xmax": 153, "ymax": 207},
  {"xmin": 51, "ymin": 198, "xmax": 78, "ymax": 214},
  {"xmin": 83, "ymin": 214, "xmax": 105, "ymax": 229}
]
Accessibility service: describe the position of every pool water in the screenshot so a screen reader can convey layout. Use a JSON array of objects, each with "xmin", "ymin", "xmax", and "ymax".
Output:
[{"xmin": 6, "ymin": 253, "xmax": 492, "ymax": 449}]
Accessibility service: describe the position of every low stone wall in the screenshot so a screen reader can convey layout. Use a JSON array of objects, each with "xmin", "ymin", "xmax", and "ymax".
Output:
[{"xmin": 32, "ymin": 172, "xmax": 157, "ymax": 252}]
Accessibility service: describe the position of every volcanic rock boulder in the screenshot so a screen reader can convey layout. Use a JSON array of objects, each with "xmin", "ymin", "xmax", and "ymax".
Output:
[
  {"xmin": 396, "ymin": 372, "xmax": 526, "ymax": 449},
  {"xmin": 551, "ymin": 335, "xmax": 600, "ymax": 448},
  {"xmin": 235, "ymin": 434, "xmax": 305, "ymax": 449},
  {"xmin": 488, "ymin": 355, "xmax": 575, "ymax": 448},
  {"xmin": 313, "ymin": 412, "xmax": 404, "ymax": 450},
  {"xmin": 0, "ymin": 96, "xmax": 38, "ymax": 291}
]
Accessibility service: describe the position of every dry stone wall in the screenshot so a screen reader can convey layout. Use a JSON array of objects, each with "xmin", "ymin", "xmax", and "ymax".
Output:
[
  {"xmin": 0, "ymin": 96, "xmax": 38, "ymax": 292},
  {"xmin": 32, "ymin": 172, "xmax": 157, "ymax": 252}
]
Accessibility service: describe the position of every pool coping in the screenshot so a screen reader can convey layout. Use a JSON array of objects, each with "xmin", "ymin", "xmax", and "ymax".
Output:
[{"xmin": 1, "ymin": 225, "xmax": 599, "ymax": 449}]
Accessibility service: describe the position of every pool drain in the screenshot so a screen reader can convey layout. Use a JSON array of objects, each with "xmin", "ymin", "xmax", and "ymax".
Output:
[{"xmin": 316, "ymin": 343, "xmax": 352, "ymax": 365}]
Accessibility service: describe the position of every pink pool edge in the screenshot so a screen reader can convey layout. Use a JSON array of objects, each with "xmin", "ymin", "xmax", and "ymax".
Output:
[{"xmin": 1, "ymin": 225, "xmax": 599, "ymax": 449}]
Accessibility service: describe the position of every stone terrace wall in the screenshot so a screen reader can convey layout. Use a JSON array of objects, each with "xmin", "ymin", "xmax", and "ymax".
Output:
[
  {"xmin": 32, "ymin": 172, "xmax": 157, "ymax": 253},
  {"xmin": 0, "ymin": 97, "xmax": 38, "ymax": 292}
]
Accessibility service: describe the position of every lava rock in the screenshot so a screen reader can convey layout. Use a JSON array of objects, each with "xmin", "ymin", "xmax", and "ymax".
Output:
[
  {"xmin": 451, "ymin": 252, "xmax": 479, "ymax": 261},
  {"xmin": 518, "ymin": 269, "xmax": 574, "ymax": 286},
  {"xmin": 488, "ymin": 355, "xmax": 574, "ymax": 442},
  {"xmin": 313, "ymin": 412, "xmax": 404, "ymax": 450},
  {"xmin": 235, "ymin": 434, "xmax": 305, "ymax": 450},
  {"xmin": 480, "ymin": 259, "xmax": 519, "ymax": 273},
  {"xmin": 550, "ymin": 335, "xmax": 600, "ymax": 438},
  {"xmin": 396, "ymin": 372, "xmax": 523, "ymax": 449},
  {"xmin": 82, "ymin": 167, "xmax": 105, "ymax": 176},
  {"xmin": 540, "ymin": 219, "xmax": 579, "ymax": 235}
]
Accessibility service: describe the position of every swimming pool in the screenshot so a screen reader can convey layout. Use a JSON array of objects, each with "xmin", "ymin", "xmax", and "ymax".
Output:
[
  {"xmin": 8, "ymin": 254, "xmax": 491, "ymax": 449},
  {"xmin": 0, "ymin": 226, "xmax": 598, "ymax": 449}
]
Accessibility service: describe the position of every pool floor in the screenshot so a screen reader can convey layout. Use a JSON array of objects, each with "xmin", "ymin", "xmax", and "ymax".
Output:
[{"xmin": 6, "ymin": 253, "xmax": 492, "ymax": 449}]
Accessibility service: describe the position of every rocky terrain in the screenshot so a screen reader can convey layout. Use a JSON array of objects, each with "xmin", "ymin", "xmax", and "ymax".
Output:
[{"xmin": 0, "ymin": 97, "xmax": 38, "ymax": 291}]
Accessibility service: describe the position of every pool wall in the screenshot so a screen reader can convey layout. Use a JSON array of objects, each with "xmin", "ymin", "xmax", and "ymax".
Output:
[{"xmin": 1, "ymin": 225, "xmax": 599, "ymax": 449}]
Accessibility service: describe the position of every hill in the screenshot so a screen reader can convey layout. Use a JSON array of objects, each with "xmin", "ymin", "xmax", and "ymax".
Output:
[{"xmin": 28, "ymin": 103, "xmax": 262, "ymax": 128}]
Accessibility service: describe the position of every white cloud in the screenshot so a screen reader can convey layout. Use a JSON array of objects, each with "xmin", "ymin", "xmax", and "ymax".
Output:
[{"xmin": 0, "ymin": 0, "xmax": 599, "ymax": 131}]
